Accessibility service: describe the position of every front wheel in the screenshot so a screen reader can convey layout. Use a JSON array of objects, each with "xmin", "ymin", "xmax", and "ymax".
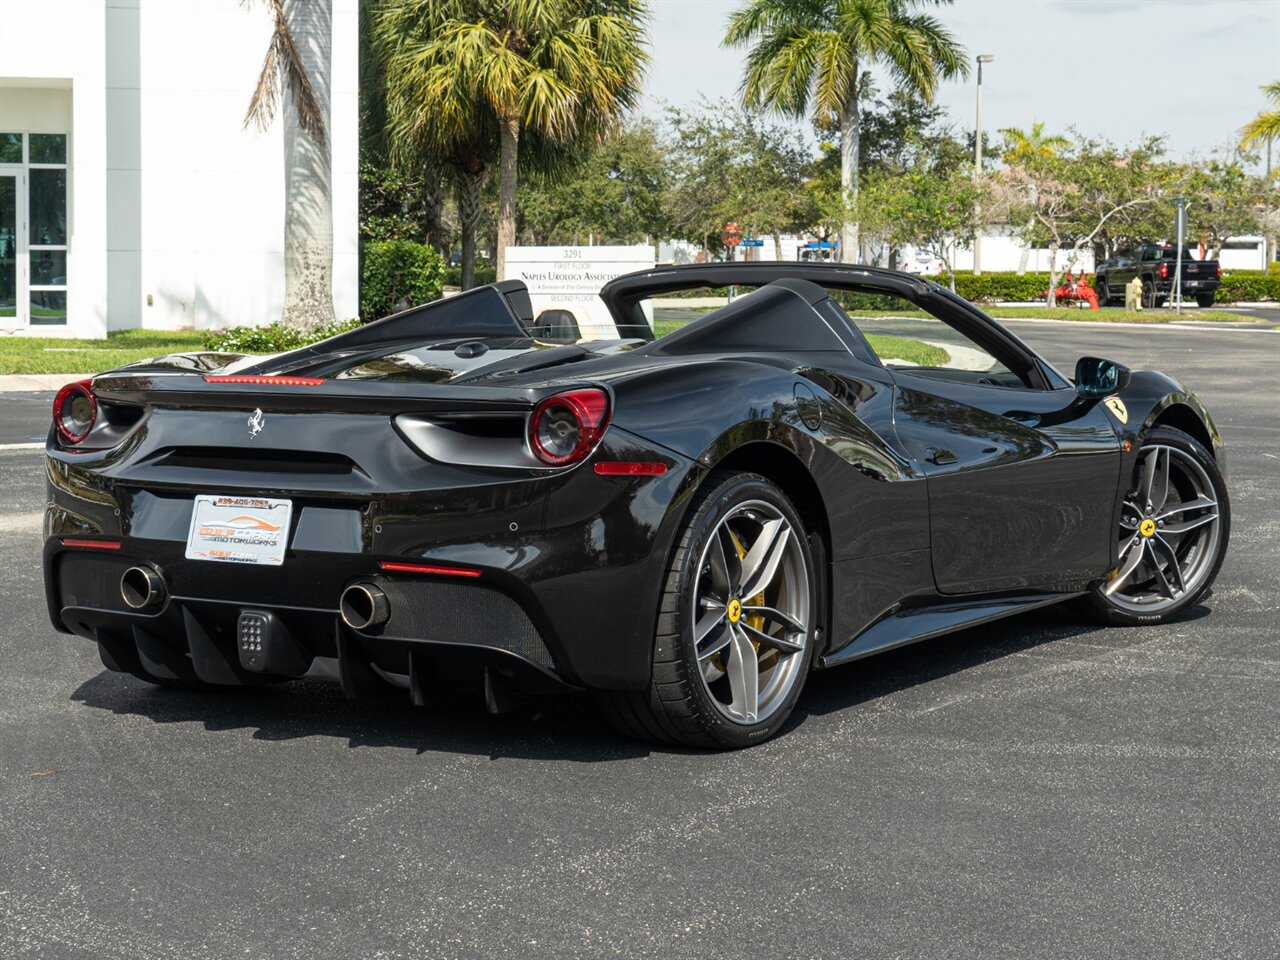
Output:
[
  {"xmin": 596, "ymin": 471, "xmax": 817, "ymax": 749},
  {"xmin": 1083, "ymin": 426, "xmax": 1229, "ymax": 626},
  {"xmin": 1096, "ymin": 279, "xmax": 1111, "ymax": 305}
]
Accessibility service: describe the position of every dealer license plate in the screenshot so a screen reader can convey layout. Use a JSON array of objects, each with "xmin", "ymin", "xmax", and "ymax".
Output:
[{"xmin": 185, "ymin": 495, "xmax": 293, "ymax": 566}]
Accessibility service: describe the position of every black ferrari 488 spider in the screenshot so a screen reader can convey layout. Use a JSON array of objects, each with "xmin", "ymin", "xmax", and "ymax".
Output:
[{"xmin": 42, "ymin": 263, "xmax": 1229, "ymax": 747}]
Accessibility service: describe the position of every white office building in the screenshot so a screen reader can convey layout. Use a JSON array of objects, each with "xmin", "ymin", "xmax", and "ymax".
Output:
[{"xmin": 0, "ymin": 0, "xmax": 358, "ymax": 339}]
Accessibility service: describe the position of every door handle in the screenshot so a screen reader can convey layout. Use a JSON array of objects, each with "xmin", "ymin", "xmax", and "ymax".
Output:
[{"xmin": 925, "ymin": 447, "xmax": 958, "ymax": 465}]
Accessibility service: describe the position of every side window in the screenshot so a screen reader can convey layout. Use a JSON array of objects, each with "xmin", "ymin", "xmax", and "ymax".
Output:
[{"xmin": 828, "ymin": 288, "xmax": 1030, "ymax": 389}]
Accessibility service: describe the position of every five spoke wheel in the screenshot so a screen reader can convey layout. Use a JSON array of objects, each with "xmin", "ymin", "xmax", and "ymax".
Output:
[
  {"xmin": 594, "ymin": 471, "xmax": 816, "ymax": 748},
  {"xmin": 1103, "ymin": 441, "xmax": 1223, "ymax": 614},
  {"xmin": 693, "ymin": 500, "xmax": 810, "ymax": 725}
]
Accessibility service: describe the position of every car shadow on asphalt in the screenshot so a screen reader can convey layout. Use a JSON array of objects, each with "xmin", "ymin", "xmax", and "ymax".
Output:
[
  {"xmin": 785, "ymin": 601, "xmax": 1211, "ymax": 729},
  {"xmin": 69, "ymin": 671, "xmax": 649, "ymax": 763},
  {"xmin": 68, "ymin": 602, "xmax": 1211, "ymax": 759}
]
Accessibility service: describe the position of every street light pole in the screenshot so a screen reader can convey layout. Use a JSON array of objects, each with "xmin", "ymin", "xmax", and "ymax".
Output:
[{"xmin": 973, "ymin": 54, "xmax": 994, "ymax": 275}]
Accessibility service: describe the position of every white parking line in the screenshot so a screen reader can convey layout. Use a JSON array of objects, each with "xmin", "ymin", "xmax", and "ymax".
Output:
[
  {"xmin": 0, "ymin": 511, "xmax": 42, "ymax": 532},
  {"xmin": 0, "ymin": 442, "xmax": 44, "ymax": 451}
]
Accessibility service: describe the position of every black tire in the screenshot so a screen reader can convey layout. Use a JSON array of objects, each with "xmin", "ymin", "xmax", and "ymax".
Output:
[
  {"xmin": 595, "ymin": 470, "xmax": 818, "ymax": 749},
  {"xmin": 1081, "ymin": 425, "xmax": 1229, "ymax": 626},
  {"xmin": 1096, "ymin": 279, "xmax": 1111, "ymax": 305},
  {"xmin": 1141, "ymin": 279, "xmax": 1159, "ymax": 309},
  {"xmin": 1195, "ymin": 292, "xmax": 1215, "ymax": 308}
]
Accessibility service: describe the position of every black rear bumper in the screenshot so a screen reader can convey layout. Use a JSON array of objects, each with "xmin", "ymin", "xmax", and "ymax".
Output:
[
  {"xmin": 49, "ymin": 541, "xmax": 575, "ymax": 696},
  {"xmin": 43, "ymin": 425, "xmax": 701, "ymax": 692}
]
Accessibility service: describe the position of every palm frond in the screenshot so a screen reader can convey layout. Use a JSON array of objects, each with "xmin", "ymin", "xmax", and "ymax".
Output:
[{"xmin": 242, "ymin": 0, "xmax": 327, "ymax": 147}]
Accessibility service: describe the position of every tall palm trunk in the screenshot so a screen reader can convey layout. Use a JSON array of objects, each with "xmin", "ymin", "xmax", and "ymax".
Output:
[
  {"xmin": 496, "ymin": 113, "xmax": 520, "ymax": 281},
  {"xmin": 421, "ymin": 159, "xmax": 446, "ymax": 255},
  {"xmin": 454, "ymin": 162, "xmax": 486, "ymax": 290},
  {"xmin": 281, "ymin": 0, "xmax": 335, "ymax": 330},
  {"xmin": 839, "ymin": 76, "xmax": 860, "ymax": 265}
]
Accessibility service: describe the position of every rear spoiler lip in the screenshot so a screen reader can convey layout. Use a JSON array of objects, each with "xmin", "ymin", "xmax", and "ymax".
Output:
[{"xmin": 89, "ymin": 371, "xmax": 577, "ymax": 414}]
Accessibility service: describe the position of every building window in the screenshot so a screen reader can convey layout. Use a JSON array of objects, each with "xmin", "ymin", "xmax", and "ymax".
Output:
[
  {"xmin": 29, "ymin": 135, "xmax": 68, "ymax": 326},
  {"xmin": 0, "ymin": 132, "xmax": 68, "ymax": 328}
]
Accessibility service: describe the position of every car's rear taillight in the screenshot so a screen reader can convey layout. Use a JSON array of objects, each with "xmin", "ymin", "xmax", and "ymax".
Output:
[
  {"xmin": 53, "ymin": 378, "xmax": 98, "ymax": 445},
  {"xmin": 1217, "ymin": 264, "xmax": 1222, "ymax": 279},
  {"xmin": 1159, "ymin": 262, "xmax": 1168, "ymax": 280},
  {"xmin": 528, "ymin": 388, "xmax": 611, "ymax": 467}
]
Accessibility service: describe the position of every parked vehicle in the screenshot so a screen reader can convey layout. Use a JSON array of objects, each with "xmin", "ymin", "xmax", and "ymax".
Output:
[
  {"xmin": 1095, "ymin": 244, "xmax": 1221, "ymax": 308},
  {"xmin": 42, "ymin": 264, "xmax": 1230, "ymax": 748}
]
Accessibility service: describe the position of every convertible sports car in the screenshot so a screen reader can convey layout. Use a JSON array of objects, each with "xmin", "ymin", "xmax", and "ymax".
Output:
[{"xmin": 42, "ymin": 263, "xmax": 1230, "ymax": 748}]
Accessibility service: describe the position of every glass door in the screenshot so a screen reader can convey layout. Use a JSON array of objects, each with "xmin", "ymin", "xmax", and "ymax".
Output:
[{"xmin": 0, "ymin": 174, "xmax": 18, "ymax": 326}]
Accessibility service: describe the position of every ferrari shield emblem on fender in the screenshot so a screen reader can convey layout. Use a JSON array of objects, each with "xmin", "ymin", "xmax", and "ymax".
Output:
[
  {"xmin": 247, "ymin": 408, "xmax": 266, "ymax": 439},
  {"xmin": 1103, "ymin": 397, "xmax": 1128, "ymax": 424}
]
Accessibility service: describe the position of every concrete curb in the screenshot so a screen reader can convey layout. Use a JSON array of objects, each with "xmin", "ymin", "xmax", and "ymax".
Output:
[
  {"xmin": 0, "ymin": 373, "xmax": 87, "ymax": 394},
  {"xmin": 995, "ymin": 317, "xmax": 1279, "ymax": 333}
]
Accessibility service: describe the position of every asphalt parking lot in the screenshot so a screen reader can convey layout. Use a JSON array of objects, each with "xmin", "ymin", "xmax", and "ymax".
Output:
[{"xmin": 1, "ymin": 321, "xmax": 1277, "ymax": 959}]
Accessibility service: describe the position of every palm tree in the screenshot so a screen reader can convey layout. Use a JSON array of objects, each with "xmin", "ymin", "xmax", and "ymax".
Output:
[
  {"xmin": 724, "ymin": 0, "xmax": 967, "ymax": 263},
  {"xmin": 1240, "ymin": 80, "xmax": 1280, "ymax": 150},
  {"xmin": 372, "ymin": 1, "xmax": 498, "ymax": 290},
  {"xmin": 244, "ymin": 0, "xmax": 335, "ymax": 330},
  {"xmin": 999, "ymin": 121, "xmax": 1070, "ymax": 166},
  {"xmin": 998, "ymin": 122, "xmax": 1070, "ymax": 274},
  {"xmin": 377, "ymin": 0, "xmax": 648, "ymax": 283},
  {"xmin": 1240, "ymin": 81, "xmax": 1280, "ymax": 268}
]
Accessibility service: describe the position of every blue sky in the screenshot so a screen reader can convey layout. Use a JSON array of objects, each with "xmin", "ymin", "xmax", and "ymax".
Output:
[{"xmin": 644, "ymin": 0, "xmax": 1280, "ymax": 163}]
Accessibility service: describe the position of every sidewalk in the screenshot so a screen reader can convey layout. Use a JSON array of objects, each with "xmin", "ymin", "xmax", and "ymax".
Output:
[{"xmin": 0, "ymin": 373, "xmax": 86, "ymax": 394}]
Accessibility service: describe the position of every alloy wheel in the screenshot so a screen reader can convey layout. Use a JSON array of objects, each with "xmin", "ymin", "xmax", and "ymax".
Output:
[
  {"xmin": 691, "ymin": 500, "xmax": 810, "ymax": 725},
  {"xmin": 1104, "ymin": 444, "xmax": 1221, "ymax": 612}
]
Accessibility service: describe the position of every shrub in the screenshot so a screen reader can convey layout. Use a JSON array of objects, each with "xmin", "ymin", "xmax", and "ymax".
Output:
[
  {"xmin": 362, "ymin": 240, "xmax": 445, "ymax": 320},
  {"xmin": 916, "ymin": 269, "xmax": 1278, "ymax": 304},
  {"xmin": 921, "ymin": 272, "xmax": 1075, "ymax": 302},
  {"xmin": 1217, "ymin": 270, "xmax": 1280, "ymax": 302},
  {"xmin": 442, "ymin": 260, "xmax": 497, "ymax": 289},
  {"xmin": 202, "ymin": 318, "xmax": 362, "ymax": 353}
]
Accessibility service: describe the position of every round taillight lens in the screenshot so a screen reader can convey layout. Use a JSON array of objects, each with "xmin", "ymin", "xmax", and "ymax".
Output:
[
  {"xmin": 53, "ymin": 379, "xmax": 98, "ymax": 445},
  {"xmin": 528, "ymin": 388, "xmax": 611, "ymax": 467}
]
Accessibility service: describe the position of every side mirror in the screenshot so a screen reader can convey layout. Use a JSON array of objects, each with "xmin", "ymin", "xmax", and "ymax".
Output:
[{"xmin": 1075, "ymin": 356, "xmax": 1131, "ymax": 399}]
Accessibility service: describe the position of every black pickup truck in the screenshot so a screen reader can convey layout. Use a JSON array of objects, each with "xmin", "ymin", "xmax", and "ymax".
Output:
[{"xmin": 1095, "ymin": 243, "xmax": 1221, "ymax": 308}]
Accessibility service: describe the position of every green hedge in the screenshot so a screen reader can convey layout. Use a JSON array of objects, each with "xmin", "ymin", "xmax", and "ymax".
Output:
[
  {"xmin": 1217, "ymin": 270, "xmax": 1280, "ymax": 302},
  {"xmin": 362, "ymin": 240, "xmax": 445, "ymax": 320},
  {"xmin": 921, "ymin": 272, "xmax": 1085, "ymax": 302},
  {"xmin": 203, "ymin": 318, "xmax": 362, "ymax": 353},
  {"xmin": 919, "ymin": 269, "xmax": 1278, "ymax": 303},
  {"xmin": 442, "ymin": 261, "xmax": 497, "ymax": 289}
]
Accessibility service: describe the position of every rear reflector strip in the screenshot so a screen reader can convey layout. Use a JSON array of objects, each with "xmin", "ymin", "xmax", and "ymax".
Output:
[
  {"xmin": 61, "ymin": 538, "xmax": 122, "ymax": 550},
  {"xmin": 593, "ymin": 462, "xmax": 668, "ymax": 476},
  {"xmin": 203, "ymin": 375, "xmax": 326, "ymax": 386},
  {"xmin": 378, "ymin": 561, "xmax": 482, "ymax": 578}
]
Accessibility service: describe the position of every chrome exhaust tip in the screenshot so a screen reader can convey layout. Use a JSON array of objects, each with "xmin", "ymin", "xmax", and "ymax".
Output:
[
  {"xmin": 339, "ymin": 583, "xmax": 390, "ymax": 630},
  {"xmin": 120, "ymin": 566, "xmax": 166, "ymax": 610}
]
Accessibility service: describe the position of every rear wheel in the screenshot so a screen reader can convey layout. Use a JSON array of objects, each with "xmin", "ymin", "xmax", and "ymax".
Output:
[
  {"xmin": 596, "ymin": 471, "xmax": 817, "ymax": 749},
  {"xmin": 1142, "ymin": 279, "xmax": 1159, "ymax": 309},
  {"xmin": 1195, "ymin": 292, "xmax": 1215, "ymax": 308},
  {"xmin": 1096, "ymin": 279, "xmax": 1111, "ymax": 305},
  {"xmin": 1083, "ymin": 426, "xmax": 1229, "ymax": 625}
]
